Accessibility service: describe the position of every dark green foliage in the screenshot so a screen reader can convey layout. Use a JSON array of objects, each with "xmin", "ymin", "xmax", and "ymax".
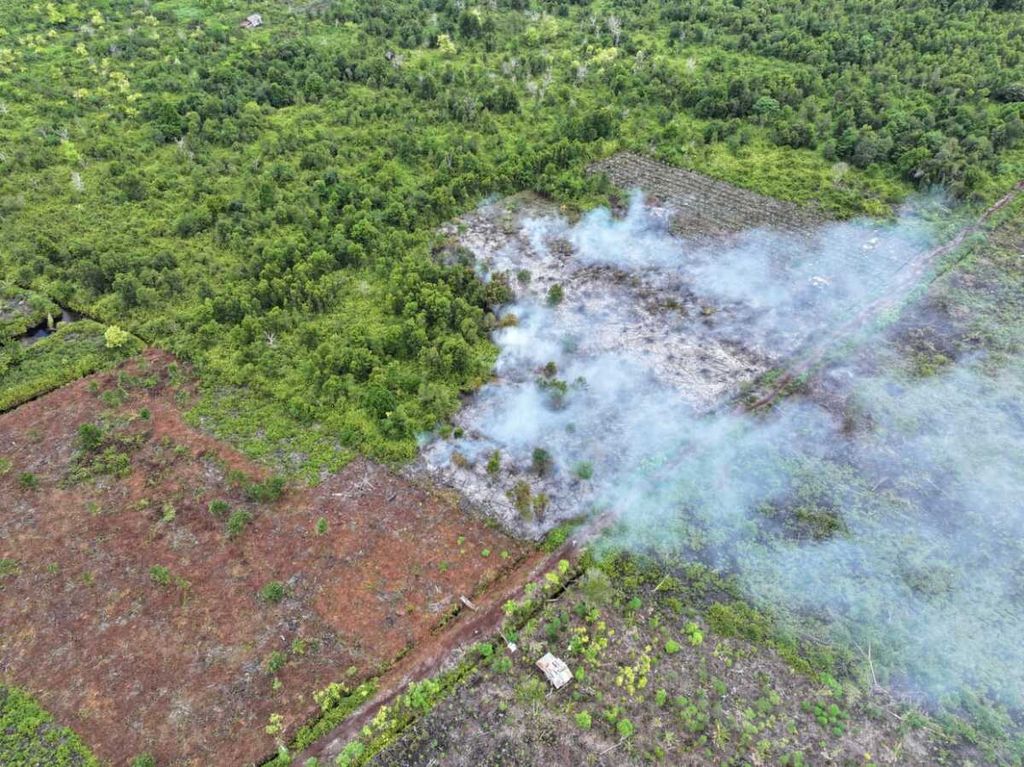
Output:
[
  {"xmin": 531, "ymin": 447, "xmax": 552, "ymax": 476},
  {"xmin": 208, "ymin": 499, "xmax": 230, "ymax": 518},
  {"xmin": 265, "ymin": 650, "xmax": 287, "ymax": 675},
  {"xmin": 76, "ymin": 423, "xmax": 104, "ymax": 452},
  {"xmin": 149, "ymin": 565, "xmax": 172, "ymax": 586},
  {"xmin": 802, "ymin": 700, "xmax": 849, "ymax": 736},
  {"xmin": 508, "ymin": 480, "xmax": 533, "ymax": 518},
  {"xmin": 540, "ymin": 522, "xmax": 574, "ymax": 553},
  {"xmin": 4, "ymin": 0, "xmax": 1016, "ymax": 475},
  {"xmin": 244, "ymin": 475, "xmax": 286, "ymax": 503},
  {"xmin": 67, "ymin": 422, "xmax": 144, "ymax": 484},
  {"xmin": 486, "ymin": 450, "xmax": 501, "ymax": 475}
]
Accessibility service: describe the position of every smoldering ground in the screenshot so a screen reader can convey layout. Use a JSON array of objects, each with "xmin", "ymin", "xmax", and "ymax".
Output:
[{"xmin": 423, "ymin": 194, "xmax": 1024, "ymax": 708}]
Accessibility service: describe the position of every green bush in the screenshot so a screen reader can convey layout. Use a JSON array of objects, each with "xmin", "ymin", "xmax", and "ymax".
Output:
[
  {"xmin": 0, "ymin": 685, "xmax": 98, "ymax": 766},
  {"xmin": 226, "ymin": 509, "xmax": 252, "ymax": 539},
  {"xmin": 104, "ymin": 325, "xmax": 132, "ymax": 349},
  {"xmin": 246, "ymin": 476, "xmax": 286, "ymax": 503},
  {"xmin": 259, "ymin": 581, "xmax": 287, "ymax": 604},
  {"xmin": 573, "ymin": 461, "xmax": 594, "ymax": 480},
  {"xmin": 486, "ymin": 450, "xmax": 501, "ymax": 475},
  {"xmin": 208, "ymin": 499, "xmax": 230, "ymax": 517},
  {"xmin": 685, "ymin": 622, "xmax": 704, "ymax": 646},
  {"xmin": 149, "ymin": 566, "xmax": 171, "ymax": 586},
  {"xmin": 531, "ymin": 447, "xmax": 553, "ymax": 476},
  {"xmin": 76, "ymin": 423, "xmax": 104, "ymax": 452},
  {"xmin": 265, "ymin": 651, "xmax": 287, "ymax": 675}
]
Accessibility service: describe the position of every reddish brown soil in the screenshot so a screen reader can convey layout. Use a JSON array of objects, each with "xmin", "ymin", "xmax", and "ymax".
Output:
[
  {"xmin": 300, "ymin": 514, "xmax": 615, "ymax": 765},
  {"xmin": 0, "ymin": 350, "xmax": 528, "ymax": 766}
]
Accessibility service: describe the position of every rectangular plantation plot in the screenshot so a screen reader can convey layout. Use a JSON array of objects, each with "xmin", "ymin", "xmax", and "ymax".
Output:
[
  {"xmin": 0, "ymin": 351, "xmax": 525, "ymax": 766},
  {"xmin": 590, "ymin": 151, "xmax": 823, "ymax": 237}
]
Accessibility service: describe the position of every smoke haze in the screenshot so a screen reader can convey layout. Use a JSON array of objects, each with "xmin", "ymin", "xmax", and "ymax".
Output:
[{"xmin": 424, "ymin": 194, "xmax": 1024, "ymax": 706}]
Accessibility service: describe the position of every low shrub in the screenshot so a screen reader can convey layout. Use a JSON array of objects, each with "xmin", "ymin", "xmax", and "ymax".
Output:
[{"xmin": 259, "ymin": 581, "xmax": 287, "ymax": 604}]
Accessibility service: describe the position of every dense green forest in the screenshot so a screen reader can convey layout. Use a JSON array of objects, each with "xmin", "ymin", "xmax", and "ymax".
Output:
[{"xmin": 0, "ymin": 0, "xmax": 1022, "ymax": 473}]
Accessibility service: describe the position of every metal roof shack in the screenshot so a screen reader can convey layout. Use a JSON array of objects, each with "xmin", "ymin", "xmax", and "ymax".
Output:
[
  {"xmin": 536, "ymin": 653, "xmax": 573, "ymax": 689},
  {"xmin": 240, "ymin": 13, "xmax": 263, "ymax": 29}
]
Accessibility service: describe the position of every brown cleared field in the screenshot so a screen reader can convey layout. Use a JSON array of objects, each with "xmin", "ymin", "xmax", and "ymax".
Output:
[{"xmin": 0, "ymin": 350, "xmax": 526, "ymax": 766}]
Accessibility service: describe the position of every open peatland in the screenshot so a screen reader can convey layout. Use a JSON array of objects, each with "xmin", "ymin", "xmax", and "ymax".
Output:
[{"xmin": 0, "ymin": 350, "xmax": 527, "ymax": 766}]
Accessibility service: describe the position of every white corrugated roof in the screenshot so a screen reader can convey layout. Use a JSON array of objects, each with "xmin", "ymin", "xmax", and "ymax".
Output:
[{"xmin": 536, "ymin": 652, "xmax": 573, "ymax": 689}]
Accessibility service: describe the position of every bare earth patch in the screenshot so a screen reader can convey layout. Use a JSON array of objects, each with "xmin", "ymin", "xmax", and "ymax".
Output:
[{"xmin": 0, "ymin": 350, "xmax": 526, "ymax": 766}]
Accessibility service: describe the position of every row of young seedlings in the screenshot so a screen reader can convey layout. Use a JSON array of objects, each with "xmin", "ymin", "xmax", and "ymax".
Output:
[{"xmin": 263, "ymin": 532, "xmax": 587, "ymax": 767}]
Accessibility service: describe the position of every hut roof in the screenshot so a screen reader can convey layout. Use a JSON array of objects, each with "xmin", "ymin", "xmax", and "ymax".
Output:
[{"xmin": 536, "ymin": 653, "xmax": 573, "ymax": 689}]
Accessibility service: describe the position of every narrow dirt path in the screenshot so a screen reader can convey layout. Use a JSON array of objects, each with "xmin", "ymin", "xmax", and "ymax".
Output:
[
  {"xmin": 296, "ymin": 517, "xmax": 613, "ymax": 764},
  {"xmin": 744, "ymin": 181, "xmax": 1024, "ymax": 412}
]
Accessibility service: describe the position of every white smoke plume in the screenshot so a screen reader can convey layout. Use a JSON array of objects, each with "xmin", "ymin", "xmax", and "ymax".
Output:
[{"xmin": 422, "ymin": 193, "xmax": 1024, "ymax": 707}]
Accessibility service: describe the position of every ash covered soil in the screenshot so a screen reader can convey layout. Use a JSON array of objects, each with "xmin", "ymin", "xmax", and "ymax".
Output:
[{"xmin": 419, "ymin": 188, "xmax": 929, "ymax": 536}]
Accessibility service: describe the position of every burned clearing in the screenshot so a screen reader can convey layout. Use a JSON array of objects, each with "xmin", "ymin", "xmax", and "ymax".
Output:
[
  {"xmin": 404, "ymin": 175, "xmax": 1024, "ymax": 761},
  {"xmin": 421, "ymin": 179, "xmax": 928, "ymax": 535},
  {"xmin": 0, "ymin": 351, "xmax": 526, "ymax": 766},
  {"xmin": 423, "ymin": 192, "xmax": 771, "ymax": 534}
]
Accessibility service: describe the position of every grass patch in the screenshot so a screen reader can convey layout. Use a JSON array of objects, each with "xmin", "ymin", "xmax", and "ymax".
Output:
[
  {"xmin": 0, "ymin": 321, "xmax": 143, "ymax": 412},
  {"xmin": 0, "ymin": 685, "xmax": 98, "ymax": 766}
]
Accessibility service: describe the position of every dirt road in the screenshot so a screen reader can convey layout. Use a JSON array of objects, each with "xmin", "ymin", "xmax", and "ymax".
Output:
[{"xmin": 295, "ymin": 519, "xmax": 611, "ymax": 764}]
